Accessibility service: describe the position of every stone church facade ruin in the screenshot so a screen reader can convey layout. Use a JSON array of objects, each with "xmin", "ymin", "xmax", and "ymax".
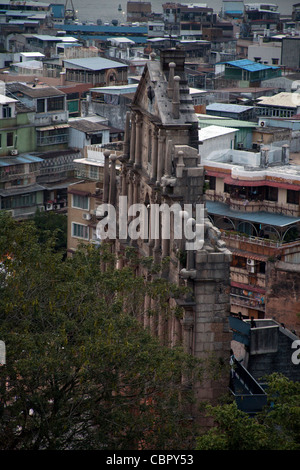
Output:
[{"xmin": 102, "ymin": 48, "xmax": 232, "ymax": 408}]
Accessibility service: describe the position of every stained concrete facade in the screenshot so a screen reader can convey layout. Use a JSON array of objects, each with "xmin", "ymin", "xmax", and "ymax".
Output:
[{"xmin": 102, "ymin": 48, "xmax": 232, "ymax": 412}]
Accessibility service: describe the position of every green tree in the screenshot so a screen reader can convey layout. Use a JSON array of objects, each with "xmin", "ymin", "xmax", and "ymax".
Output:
[
  {"xmin": 196, "ymin": 373, "xmax": 300, "ymax": 450},
  {"xmin": 33, "ymin": 209, "xmax": 67, "ymax": 254},
  {"xmin": 0, "ymin": 213, "xmax": 202, "ymax": 450}
]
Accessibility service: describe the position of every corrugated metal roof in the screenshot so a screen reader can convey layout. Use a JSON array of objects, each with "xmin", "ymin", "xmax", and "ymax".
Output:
[
  {"xmin": 224, "ymin": 59, "xmax": 279, "ymax": 72},
  {"xmin": 63, "ymin": 57, "xmax": 128, "ymax": 71},
  {"xmin": 198, "ymin": 117, "xmax": 256, "ymax": 128},
  {"xmin": 256, "ymin": 92, "xmax": 300, "ymax": 108},
  {"xmin": 90, "ymin": 84, "xmax": 138, "ymax": 94},
  {"xmin": 206, "ymin": 201, "xmax": 300, "ymax": 227},
  {"xmin": 206, "ymin": 102, "xmax": 254, "ymax": 113},
  {"xmin": 68, "ymin": 119, "xmax": 109, "ymax": 132},
  {"xmin": 7, "ymin": 82, "xmax": 65, "ymax": 98},
  {"xmin": 198, "ymin": 125, "xmax": 238, "ymax": 140}
]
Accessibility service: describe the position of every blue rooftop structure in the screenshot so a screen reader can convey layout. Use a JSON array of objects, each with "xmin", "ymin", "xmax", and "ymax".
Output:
[
  {"xmin": 224, "ymin": 59, "xmax": 279, "ymax": 72},
  {"xmin": 222, "ymin": 59, "xmax": 281, "ymax": 83}
]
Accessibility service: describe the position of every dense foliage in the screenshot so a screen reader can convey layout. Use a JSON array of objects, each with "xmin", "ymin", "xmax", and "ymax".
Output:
[
  {"xmin": 0, "ymin": 213, "xmax": 202, "ymax": 450},
  {"xmin": 196, "ymin": 373, "xmax": 300, "ymax": 450}
]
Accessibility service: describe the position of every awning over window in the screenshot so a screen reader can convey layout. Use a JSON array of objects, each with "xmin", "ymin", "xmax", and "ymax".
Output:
[
  {"xmin": 0, "ymin": 184, "xmax": 45, "ymax": 197},
  {"xmin": 37, "ymin": 124, "xmax": 70, "ymax": 131}
]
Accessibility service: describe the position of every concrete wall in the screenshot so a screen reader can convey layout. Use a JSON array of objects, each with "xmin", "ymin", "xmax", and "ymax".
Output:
[
  {"xmin": 248, "ymin": 42, "xmax": 282, "ymax": 66},
  {"xmin": 281, "ymin": 38, "xmax": 300, "ymax": 70},
  {"xmin": 248, "ymin": 325, "xmax": 300, "ymax": 382},
  {"xmin": 266, "ymin": 260, "xmax": 300, "ymax": 333},
  {"xmin": 200, "ymin": 133, "xmax": 235, "ymax": 157}
]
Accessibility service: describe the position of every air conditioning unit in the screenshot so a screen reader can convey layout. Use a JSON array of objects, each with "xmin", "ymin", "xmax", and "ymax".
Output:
[
  {"xmin": 260, "ymin": 120, "xmax": 267, "ymax": 127},
  {"xmin": 46, "ymin": 203, "xmax": 53, "ymax": 210},
  {"xmin": 247, "ymin": 258, "xmax": 255, "ymax": 273},
  {"xmin": 38, "ymin": 205, "xmax": 45, "ymax": 211},
  {"xmin": 82, "ymin": 213, "xmax": 91, "ymax": 220},
  {"xmin": 10, "ymin": 149, "xmax": 18, "ymax": 156}
]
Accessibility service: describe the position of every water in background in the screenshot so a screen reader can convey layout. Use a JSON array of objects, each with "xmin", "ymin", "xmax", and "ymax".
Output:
[{"xmin": 51, "ymin": 0, "xmax": 296, "ymax": 24}]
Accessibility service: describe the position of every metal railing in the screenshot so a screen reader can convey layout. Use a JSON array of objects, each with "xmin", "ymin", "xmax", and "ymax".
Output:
[
  {"xmin": 229, "ymin": 360, "xmax": 268, "ymax": 414},
  {"xmin": 230, "ymin": 293, "xmax": 265, "ymax": 311},
  {"xmin": 205, "ymin": 191, "xmax": 300, "ymax": 217},
  {"xmin": 37, "ymin": 134, "xmax": 68, "ymax": 146}
]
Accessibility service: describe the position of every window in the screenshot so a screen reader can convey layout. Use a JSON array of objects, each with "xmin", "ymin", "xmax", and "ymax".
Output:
[
  {"xmin": 6, "ymin": 132, "xmax": 14, "ymax": 147},
  {"xmin": 287, "ymin": 189, "xmax": 299, "ymax": 205},
  {"xmin": 37, "ymin": 99, "xmax": 45, "ymax": 113},
  {"xmin": 72, "ymin": 194, "xmax": 89, "ymax": 210},
  {"xmin": 265, "ymin": 186, "xmax": 278, "ymax": 202},
  {"xmin": 47, "ymin": 96, "xmax": 64, "ymax": 112},
  {"xmin": 89, "ymin": 166, "xmax": 98, "ymax": 179},
  {"xmin": 2, "ymin": 105, "xmax": 11, "ymax": 118},
  {"xmin": 72, "ymin": 222, "xmax": 89, "ymax": 239},
  {"xmin": 91, "ymin": 134, "xmax": 102, "ymax": 145},
  {"xmin": 1, "ymin": 192, "xmax": 36, "ymax": 209},
  {"xmin": 207, "ymin": 175, "xmax": 216, "ymax": 190},
  {"xmin": 272, "ymin": 58, "xmax": 279, "ymax": 65}
]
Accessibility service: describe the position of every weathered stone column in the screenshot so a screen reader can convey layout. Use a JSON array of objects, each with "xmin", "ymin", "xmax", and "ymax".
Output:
[
  {"xmin": 164, "ymin": 137, "xmax": 172, "ymax": 178},
  {"xmin": 167, "ymin": 61, "xmax": 176, "ymax": 99},
  {"xmin": 172, "ymin": 76, "xmax": 180, "ymax": 119},
  {"xmin": 181, "ymin": 312, "xmax": 194, "ymax": 356},
  {"xmin": 133, "ymin": 174, "xmax": 139, "ymax": 205},
  {"xmin": 123, "ymin": 111, "xmax": 131, "ymax": 159},
  {"xmin": 128, "ymin": 171, "xmax": 133, "ymax": 209},
  {"xmin": 129, "ymin": 113, "xmax": 136, "ymax": 165},
  {"xmin": 134, "ymin": 114, "xmax": 142, "ymax": 168},
  {"xmin": 108, "ymin": 154, "xmax": 118, "ymax": 206},
  {"xmin": 121, "ymin": 167, "xmax": 127, "ymax": 196},
  {"xmin": 151, "ymin": 127, "xmax": 158, "ymax": 182},
  {"xmin": 103, "ymin": 149, "xmax": 110, "ymax": 204},
  {"xmin": 157, "ymin": 130, "xmax": 165, "ymax": 184}
]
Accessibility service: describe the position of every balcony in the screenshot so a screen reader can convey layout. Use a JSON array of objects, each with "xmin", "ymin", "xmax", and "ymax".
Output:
[
  {"xmin": 205, "ymin": 191, "xmax": 300, "ymax": 218},
  {"xmin": 231, "ymin": 293, "xmax": 265, "ymax": 312},
  {"xmin": 37, "ymin": 133, "xmax": 69, "ymax": 146}
]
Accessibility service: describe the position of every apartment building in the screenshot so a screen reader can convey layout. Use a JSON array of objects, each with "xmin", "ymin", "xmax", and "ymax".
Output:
[
  {"xmin": 6, "ymin": 82, "xmax": 69, "ymax": 153},
  {"xmin": 62, "ymin": 57, "xmax": 128, "ymax": 87},
  {"xmin": 0, "ymin": 88, "xmax": 45, "ymax": 218},
  {"xmin": 67, "ymin": 145, "xmax": 122, "ymax": 254},
  {"xmin": 203, "ymin": 144, "xmax": 300, "ymax": 331}
]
